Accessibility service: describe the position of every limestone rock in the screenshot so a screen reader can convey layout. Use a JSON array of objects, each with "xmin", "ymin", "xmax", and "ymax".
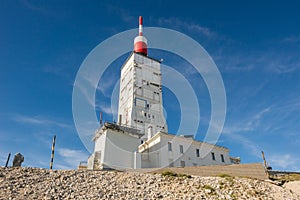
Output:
[{"xmin": 0, "ymin": 167, "xmax": 299, "ymax": 200}]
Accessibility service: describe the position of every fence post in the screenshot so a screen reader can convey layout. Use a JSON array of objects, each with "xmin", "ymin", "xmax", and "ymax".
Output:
[
  {"xmin": 5, "ymin": 152, "xmax": 11, "ymax": 167},
  {"xmin": 50, "ymin": 135, "xmax": 56, "ymax": 169}
]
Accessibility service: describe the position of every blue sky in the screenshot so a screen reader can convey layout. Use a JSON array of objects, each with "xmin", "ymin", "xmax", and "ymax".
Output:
[{"xmin": 1, "ymin": 0, "xmax": 300, "ymax": 170}]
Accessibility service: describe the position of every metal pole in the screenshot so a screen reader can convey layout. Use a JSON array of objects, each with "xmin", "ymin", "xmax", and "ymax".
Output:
[
  {"xmin": 50, "ymin": 135, "xmax": 56, "ymax": 169},
  {"xmin": 261, "ymin": 150, "xmax": 268, "ymax": 176},
  {"xmin": 261, "ymin": 151, "xmax": 267, "ymax": 168},
  {"xmin": 100, "ymin": 112, "xmax": 103, "ymax": 126},
  {"xmin": 5, "ymin": 152, "xmax": 11, "ymax": 167}
]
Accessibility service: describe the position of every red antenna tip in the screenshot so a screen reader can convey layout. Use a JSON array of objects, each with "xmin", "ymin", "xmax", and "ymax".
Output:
[{"xmin": 134, "ymin": 16, "xmax": 147, "ymax": 56}]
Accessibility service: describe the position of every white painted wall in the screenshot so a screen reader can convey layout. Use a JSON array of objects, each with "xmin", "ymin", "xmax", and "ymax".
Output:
[
  {"xmin": 90, "ymin": 129, "xmax": 233, "ymax": 170},
  {"xmin": 93, "ymin": 128, "xmax": 141, "ymax": 169},
  {"xmin": 117, "ymin": 53, "xmax": 167, "ymax": 139},
  {"xmin": 139, "ymin": 133, "xmax": 230, "ymax": 168},
  {"xmin": 94, "ymin": 130, "xmax": 106, "ymax": 164}
]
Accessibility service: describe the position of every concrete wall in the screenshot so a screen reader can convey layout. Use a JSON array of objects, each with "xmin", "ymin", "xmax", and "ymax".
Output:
[
  {"xmin": 139, "ymin": 133, "xmax": 231, "ymax": 168},
  {"xmin": 159, "ymin": 134, "xmax": 230, "ymax": 167},
  {"xmin": 117, "ymin": 53, "xmax": 167, "ymax": 139},
  {"xmin": 141, "ymin": 142, "xmax": 161, "ymax": 168},
  {"xmin": 94, "ymin": 131, "xmax": 107, "ymax": 164},
  {"xmin": 101, "ymin": 129, "xmax": 141, "ymax": 169},
  {"xmin": 154, "ymin": 163, "xmax": 268, "ymax": 180},
  {"xmin": 91, "ymin": 129, "xmax": 232, "ymax": 170},
  {"xmin": 140, "ymin": 135, "xmax": 162, "ymax": 168},
  {"xmin": 87, "ymin": 154, "xmax": 94, "ymax": 170}
]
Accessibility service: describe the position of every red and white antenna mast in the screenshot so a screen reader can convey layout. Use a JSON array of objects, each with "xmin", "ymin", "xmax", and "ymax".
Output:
[
  {"xmin": 139, "ymin": 16, "xmax": 143, "ymax": 36},
  {"xmin": 134, "ymin": 16, "xmax": 148, "ymax": 56}
]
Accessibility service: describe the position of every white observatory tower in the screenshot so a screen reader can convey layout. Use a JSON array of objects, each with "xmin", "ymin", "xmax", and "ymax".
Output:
[
  {"xmin": 117, "ymin": 16, "xmax": 168, "ymax": 141},
  {"xmin": 87, "ymin": 16, "xmax": 239, "ymax": 170}
]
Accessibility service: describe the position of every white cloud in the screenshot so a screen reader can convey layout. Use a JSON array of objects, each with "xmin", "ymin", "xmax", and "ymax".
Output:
[
  {"xmin": 20, "ymin": 0, "xmax": 67, "ymax": 19},
  {"xmin": 220, "ymin": 44, "xmax": 300, "ymax": 74},
  {"xmin": 57, "ymin": 148, "xmax": 89, "ymax": 169},
  {"xmin": 13, "ymin": 114, "xmax": 71, "ymax": 129},
  {"xmin": 157, "ymin": 17, "xmax": 218, "ymax": 39},
  {"xmin": 21, "ymin": 0, "xmax": 48, "ymax": 14},
  {"xmin": 106, "ymin": 4, "xmax": 135, "ymax": 23},
  {"xmin": 268, "ymin": 153, "xmax": 300, "ymax": 171},
  {"xmin": 95, "ymin": 102, "xmax": 118, "ymax": 116},
  {"xmin": 281, "ymin": 35, "xmax": 300, "ymax": 43},
  {"xmin": 266, "ymin": 60, "xmax": 300, "ymax": 74},
  {"xmin": 224, "ymin": 131, "xmax": 261, "ymax": 158},
  {"xmin": 246, "ymin": 107, "xmax": 271, "ymax": 128},
  {"xmin": 223, "ymin": 107, "xmax": 271, "ymax": 134},
  {"xmin": 73, "ymin": 71, "xmax": 99, "ymax": 108},
  {"xmin": 96, "ymin": 74, "xmax": 119, "ymax": 98}
]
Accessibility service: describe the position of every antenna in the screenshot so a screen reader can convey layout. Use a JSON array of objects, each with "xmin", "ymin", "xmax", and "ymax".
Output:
[
  {"xmin": 134, "ymin": 16, "xmax": 148, "ymax": 56},
  {"xmin": 100, "ymin": 111, "xmax": 103, "ymax": 126},
  {"xmin": 139, "ymin": 16, "xmax": 143, "ymax": 36}
]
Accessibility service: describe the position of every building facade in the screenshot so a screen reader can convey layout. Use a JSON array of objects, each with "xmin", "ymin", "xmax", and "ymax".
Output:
[
  {"xmin": 117, "ymin": 52, "xmax": 168, "ymax": 141},
  {"xmin": 87, "ymin": 122, "xmax": 238, "ymax": 170},
  {"xmin": 87, "ymin": 17, "xmax": 239, "ymax": 170},
  {"xmin": 138, "ymin": 132, "xmax": 231, "ymax": 168},
  {"xmin": 117, "ymin": 16, "xmax": 167, "ymax": 142}
]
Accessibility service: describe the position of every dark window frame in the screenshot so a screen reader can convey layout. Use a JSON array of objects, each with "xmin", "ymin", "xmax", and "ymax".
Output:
[
  {"xmin": 179, "ymin": 145, "xmax": 184, "ymax": 154},
  {"xmin": 221, "ymin": 154, "xmax": 225, "ymax": 162},
  {"xmin": 196, "ymin": 149, "xmax": 200, "ymax": 157},
  {"xmin": 168, "ymin": 142, "xmax": 172, "ymax": 151},
  {"xmin": 211, "ymin": 152, "xmax": 215, "ymax": 161}
]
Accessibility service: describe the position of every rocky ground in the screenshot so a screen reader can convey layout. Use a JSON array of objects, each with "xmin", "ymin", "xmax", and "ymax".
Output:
[{"xmin": 0, "ymin": 167, "xmax": 299, "ymax": 200}]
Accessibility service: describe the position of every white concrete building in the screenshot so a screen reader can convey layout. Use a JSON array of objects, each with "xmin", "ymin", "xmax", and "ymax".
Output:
[
  {"xmin": 138, "ymin": 132, "xmax": 232, "ymax": 168},
  {"xmin": 87, "ymin": 123, "xmax": 143, "ymax": 170},
  {"xmin": 117, "ymin": 52, "xmax": 167, "ymax": 141},
  {"xmin": 87, "ymin": 16, "xmax": 239, "ymax": 170},
  {"xmin": 87, "ymin": 122, "xmax": 238, "ymax": 170}
]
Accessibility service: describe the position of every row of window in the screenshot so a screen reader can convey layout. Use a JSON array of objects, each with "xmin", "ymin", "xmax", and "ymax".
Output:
[
  {"xmin": 211, "ymin": 152, "xmax": 225, "ymax": 163},
  {"xmin": 167, "ymin": 142, "xmax": 225, "ymax": 162},
  {"xmin": 134, "ymin": 119, "xmax": 165, "ymax": 131},
  {"xmin": 143, "ymin": 112, "xmax": 154, "ymax": 119}
]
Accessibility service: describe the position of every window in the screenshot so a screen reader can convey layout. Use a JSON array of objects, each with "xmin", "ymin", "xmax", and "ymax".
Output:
[
  {"xmin": 168, "ymin": 142, "xmax": 172, "ymax": 151},
  {"xmin": 196, "ymin": 149, "xmax": 200, "ymax": 157},
  {"xmin": 211, "ymin": 152, "xmax": 215, "ymax": 161},
  {"xmin": 179, "ymin": 145, "xmax": 184, "ymax": 154},
  {"xmin": 136, "ymin": 98, "xmax": 146, "ymax": 107},
  {"xmin": 221, "ymin": 154, "xmax": 225, "ymax": 162}
]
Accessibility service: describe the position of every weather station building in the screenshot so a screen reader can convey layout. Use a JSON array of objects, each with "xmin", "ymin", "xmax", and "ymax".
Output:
[{"xmin": 87, "ymin": 17, "xmax": 240, "ymax": 170}]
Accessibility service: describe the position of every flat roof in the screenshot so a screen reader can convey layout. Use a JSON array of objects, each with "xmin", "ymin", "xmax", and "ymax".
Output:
[{"xmin": 120, "ymin": 51, "xmax": 161, "ymax": 71}]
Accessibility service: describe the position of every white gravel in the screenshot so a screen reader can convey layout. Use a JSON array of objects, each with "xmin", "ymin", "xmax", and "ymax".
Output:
[{"xmin": 0, "ymin": 167, "xmax": 299, "ymax": 200}]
